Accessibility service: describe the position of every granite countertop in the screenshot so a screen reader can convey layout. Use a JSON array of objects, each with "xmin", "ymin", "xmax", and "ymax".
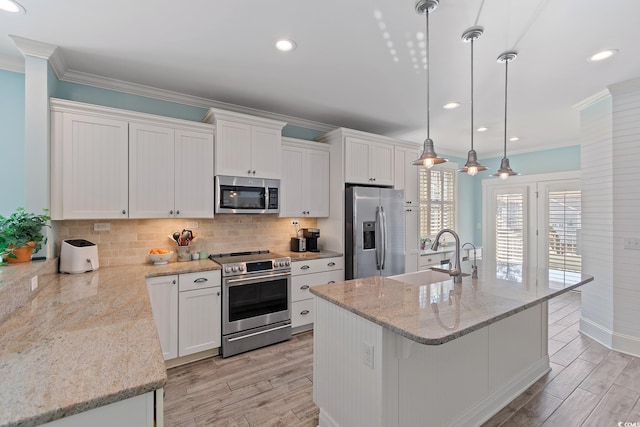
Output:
[
  {"xmin": 310, "ymin": 261, "xmax": 594, "ymax": 345},
  {"xmin": 0, "ymin": 259, "xmax": 222, "ymax": 427},
  {"xmin": 280, "ymin": 250, "xmax": 343, "ymax": 262}
]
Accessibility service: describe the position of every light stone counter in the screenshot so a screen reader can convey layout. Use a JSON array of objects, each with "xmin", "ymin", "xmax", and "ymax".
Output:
[
  {"xmin": 0, "ymin": 259, "xmax": 222, "ymax": 427},
  {"xmin": 310, "ymin": 261, "xmax": 593, "ymax": 345},
  {"xmin": 280, "ymin": 250, "xmax": 343, "ymax": 262}
]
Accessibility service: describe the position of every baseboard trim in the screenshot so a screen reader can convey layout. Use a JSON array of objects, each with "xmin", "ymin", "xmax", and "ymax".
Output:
[
  {"xmin": 612, "ymin": 331, "xmax": 640, "ymax": 358},
  {"xmin": 318, "ymin": 409, "xmax": 339, "ymax": 427},
  {"xmin": 452, "ymin": 356, "xmax": 551, "ymax": 427},
  {"xmin": 580, "ymin": 317, "xmax": 613, "ymax": 348}
]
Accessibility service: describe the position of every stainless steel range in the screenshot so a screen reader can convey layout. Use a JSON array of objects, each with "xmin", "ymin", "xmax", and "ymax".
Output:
[{"xmin": 210, "ymin": 250, "xmax": 292, "ymax": 358}]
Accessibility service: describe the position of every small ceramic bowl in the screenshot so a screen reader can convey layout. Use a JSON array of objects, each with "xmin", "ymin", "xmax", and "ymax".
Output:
[{"xmin": 148, "ymin": 251, "xmax": 174, "ymax": 265}]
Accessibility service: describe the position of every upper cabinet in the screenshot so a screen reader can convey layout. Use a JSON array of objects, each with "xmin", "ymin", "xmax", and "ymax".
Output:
[
  {"xmin": 204, "ymin": 108, "xmax": 286, "ymax": 180},
  {"xmin": 51, "ymin": 99, "xmax": 215, "ymax": 220},
  {"xmin": 280, "ymin": 138, "xmax": 330, "ymax": 218},
  {"xmin": 344, "ymin": 136, "xmax": 394, "ymax": 186},
  {"xmin": 394, "ymin": 145, "xmax": 420, "ymax": 206}
]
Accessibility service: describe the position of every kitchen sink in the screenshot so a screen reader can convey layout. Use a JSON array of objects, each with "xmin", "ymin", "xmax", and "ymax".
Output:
[{"xmin": 388, "ymin": 269, "xmax": 452, "ymax": 286}]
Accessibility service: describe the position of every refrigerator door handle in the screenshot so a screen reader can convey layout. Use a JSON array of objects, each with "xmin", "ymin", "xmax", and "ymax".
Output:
[
  {"xmin": 380, "ymin": 206, "xmax": 387, "ymax": 270},
  {"xmin": 375, "ymin": 206, "xmax": 382, "ymax": 270}
]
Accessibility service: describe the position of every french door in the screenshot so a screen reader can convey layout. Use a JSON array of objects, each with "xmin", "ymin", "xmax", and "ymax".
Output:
[{"xmin": 483, "ymin": 172, "xmax": 581, "ymax": 287}]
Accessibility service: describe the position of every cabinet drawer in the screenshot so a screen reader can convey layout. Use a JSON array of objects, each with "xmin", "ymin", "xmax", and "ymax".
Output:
[
  {"xmin": 418, "ymin": 253, "xmax": 444, "ymax": 268},
  {"xmin": 291, "ymin": 298, "xmax": 315, "ymax": 329},
  {"xmin": 291, "ymin": 270, "xmax": 343, "ymax": 302},
  {"xmin": 292, "ymin": 256, "xmax": 344, "ymax": 276},
  {"xmin": 179, "ymin": 270, "xmax": 221, "ymax": 292}
]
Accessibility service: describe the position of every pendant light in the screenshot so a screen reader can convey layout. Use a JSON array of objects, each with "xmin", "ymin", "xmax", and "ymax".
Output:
[
  {"xmin": 492, "ymin": 50, "xmax": 520, "ymax": 180},
  {"xmin": 412, "ymin": 0, "xmax": 447, "ymax": 168},
  {"xmin": 458, "ymin": 27, "xmax": 488, "ymax": 176}
]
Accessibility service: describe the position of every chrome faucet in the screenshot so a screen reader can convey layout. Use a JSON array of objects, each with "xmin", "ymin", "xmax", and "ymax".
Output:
[
  {"xmin": 462, "ymin": 242, "xmax": 478, "ymax": 279},
  {"xmin": 431, "ymin": 229, "xmax": 462, "ymax": 283}
]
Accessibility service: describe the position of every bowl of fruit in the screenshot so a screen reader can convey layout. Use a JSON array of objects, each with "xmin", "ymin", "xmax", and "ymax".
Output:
[{"xmin": 148, "ymin": 248, "xmax": 173, "ymax": 265}]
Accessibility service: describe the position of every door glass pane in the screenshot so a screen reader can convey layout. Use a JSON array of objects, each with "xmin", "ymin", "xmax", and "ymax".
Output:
[
  {"xmin": 548, "ymin": 190, "xmax": 582, "ymax": 283},
  {"xmin": 495, "ymin": 193, "xmax": 524, "ymax": 281}
]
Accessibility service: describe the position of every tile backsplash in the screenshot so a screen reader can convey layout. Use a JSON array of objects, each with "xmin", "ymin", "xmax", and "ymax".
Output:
[{"xmin": 53, "ymin": 216, "xmax": 318, "ymax": 267}]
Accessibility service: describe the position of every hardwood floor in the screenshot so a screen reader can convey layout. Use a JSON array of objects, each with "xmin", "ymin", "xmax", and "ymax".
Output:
[{"xmin": 165, "ymin": 291, "xmax": 640, "ymax": 426}]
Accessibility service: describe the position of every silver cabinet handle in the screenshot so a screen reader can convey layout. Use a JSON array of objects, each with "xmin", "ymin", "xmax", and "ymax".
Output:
[
  {"xmin": 172, "ymin": 280, "xmax": 176, "ymax": 285},
  {"xmin": 328, "ymin": 281, "xmax": 335, "ymax": 284},
  {"xmin": 169, "ymin": 210, "xmax": 173, "ymax": 215},
  {"xmin": 176, "ymin": 210, "xmax": 180, "ymax": 215},
  {"xmin": 300, "ymin": 310, "xmax": 310, "ymax": 315},
  {"xmin": 194, "ymin": 278, "xmax": 208, "ymax": 283},
  {"xmin": 248, "ymin": 169, "xmax": 252, "ymax": 174},
  {"xmin": 300, "ymin": 285, "xmax": 310, "ymax": 290},
  {"xmin": 300, "ymin": 265, "xmax": 310, "ymax": 270},
  {"xmin": 216, "ymin": 291, "xmax": 220, "ymax": 296},
  {"xmin": 327, "ymin": 262, "xmax": 336, "ymax": 267},
  {"xmin": 122, "ymin": 209, "xmax": 126, "ymax": 215}
]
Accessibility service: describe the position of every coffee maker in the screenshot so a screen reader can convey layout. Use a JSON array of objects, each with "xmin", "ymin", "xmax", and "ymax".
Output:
[{"xmin": 302, "ymin": 228, "xmax": 320, "ymax": 252}]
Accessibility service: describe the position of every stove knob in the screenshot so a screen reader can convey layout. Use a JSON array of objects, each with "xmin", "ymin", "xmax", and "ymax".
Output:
[
  {"xmin": 274, "ymin": 261, "xmax": 280, "ymax": 267},
  {"xmin": 239, "ymin": 265, "xmax": 245, "ymax": 271},
  {"xmin": 232, "ymin": 265, "xmax": 239, "ymax": 272},
  {"xmin": 225, "ymin": 266, "xmax": 232, "ymax": 273},
  {"xmin": 285, "ymin": 259, "xmax": 290, "ymax": 266}
]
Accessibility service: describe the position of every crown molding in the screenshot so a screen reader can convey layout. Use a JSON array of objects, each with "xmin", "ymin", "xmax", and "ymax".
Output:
[
  {"xmin": 9, "ymin": 35, "xmax": 67, "ymax": 78},
  {"xmin": 0, "ymin": 55, "xmax": 24, "ymax": 73},
  {"xmin": 572, "ymin": 89, "xmax": 611, "ymax": 112},
  {"xmin": 61, "ymin": 68, "xmax": 336, "ymax": 132},
  {"xmin": 608, "ymin": 77, "xmax": 640, "ymax": 96}
]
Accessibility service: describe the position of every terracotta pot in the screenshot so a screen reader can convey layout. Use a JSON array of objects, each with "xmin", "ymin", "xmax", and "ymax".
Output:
[{"xmin": 6, "ymin": 242, "xmax": 36, "ymax": 263}]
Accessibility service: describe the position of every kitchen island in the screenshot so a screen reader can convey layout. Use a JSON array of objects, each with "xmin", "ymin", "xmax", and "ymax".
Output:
[{"xmin": 310, "ymin": 262, "xmax": 593, "ymax": 427}]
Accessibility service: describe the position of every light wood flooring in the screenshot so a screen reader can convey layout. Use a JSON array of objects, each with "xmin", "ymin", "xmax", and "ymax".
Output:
[{"xmin": 165, "ymin": 291, "xmax": 640, "ymax": 426}]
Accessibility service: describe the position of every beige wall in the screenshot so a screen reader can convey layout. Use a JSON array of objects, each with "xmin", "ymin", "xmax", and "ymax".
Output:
[{"xmin": 54, "ymin": 216, "xmax": 318, "ymax": 267}]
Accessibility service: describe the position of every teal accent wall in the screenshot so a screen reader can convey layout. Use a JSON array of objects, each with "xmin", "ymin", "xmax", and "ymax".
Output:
[
  {"xmin": 282, "ymin": 125, "xmax": 325, "ymax": 140},
  {"xmin": 54, "ymin": 81, "xmax": 208, "ymax": 122},
  {"xmin": 0, "ymin": 69, "xmax": 26, "ymax": 216}
]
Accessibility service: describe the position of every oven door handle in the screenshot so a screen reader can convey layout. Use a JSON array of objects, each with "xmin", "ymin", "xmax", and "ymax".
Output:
[
  {"xmin": 227, "ymin": 324, "xmax": 291, "ymax": 342},
  {"xmin": 225, "ymin": 271, "xmax": 291, "ymax": 285}
]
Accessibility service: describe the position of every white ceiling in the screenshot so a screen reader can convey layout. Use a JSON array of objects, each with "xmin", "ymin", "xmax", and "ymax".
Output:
[{"xmin": 1, "ymin": 0, "xmax": 639, "ymax": 157}]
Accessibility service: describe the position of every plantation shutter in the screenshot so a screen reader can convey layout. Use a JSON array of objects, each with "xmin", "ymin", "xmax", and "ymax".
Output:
[
  {"xmin": 495, "ymin": 193, "xmax": 524, "ymax": 265},
  {"xmin": 419, "ymin": 167, "xmax": 456, "ymax": 239},
  {"xmin": 548, "ymin": 190, "xmax": 582, "ymax": 273}
]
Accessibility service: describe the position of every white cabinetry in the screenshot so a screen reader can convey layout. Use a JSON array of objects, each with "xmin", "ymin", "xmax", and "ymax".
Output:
[
  {"xmin": 55, "ymin": 112, "xmax": 129, "ymax": 219},
  {"xmin": 204, "ymin": 108, "xmax": 286, "ymax": 179},
  {"xmin": 146, "ymin": 275, "xmax": 178, "ymax": 360},
  {"xmin": 129, "ymin": 123, "xmax": 214, "ymax": 218},
  {"xmin": 178, "ymin": 270, "xmax": 222, "ymax": 357},
  {"xmin": 345, "ymin": 136, "xmax": 394, "ymax": 186},
  {"xmin": 280, "ymin": 138, "xmax": 330, "ymax": 218},
  {"xmin": 395, "ymin": 145, "xmax": 421, "ymax": 273},
  {"xmin": 51, "ymin": 99, "xmax": 215, "ymax": 220},
  {"xmin": 291, "ymin": 256, "xmax": 344, "ymax": 331}
]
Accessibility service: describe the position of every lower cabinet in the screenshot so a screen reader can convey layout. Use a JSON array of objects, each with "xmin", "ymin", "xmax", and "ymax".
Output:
[
  {"xmin": 146, "ymin": 270, "xmax": 221, "ymax": 361},
  {"xmin": 291, "ymin": 257, "xmax": 344, "ymax": 331}
]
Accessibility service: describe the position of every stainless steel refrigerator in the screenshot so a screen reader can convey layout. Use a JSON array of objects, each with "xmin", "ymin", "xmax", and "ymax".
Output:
[{"xmin": 345, "ymin": 186, "xmax": 405, "ymax": 279}]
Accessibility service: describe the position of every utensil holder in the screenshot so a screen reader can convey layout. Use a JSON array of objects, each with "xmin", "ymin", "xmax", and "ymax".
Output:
[{"xmin": 177, "ymin": 246, "xmax": 191, "ymax": 262}]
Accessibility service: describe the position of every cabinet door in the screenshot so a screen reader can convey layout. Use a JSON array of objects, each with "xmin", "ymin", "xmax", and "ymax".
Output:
[
  {"xmin": 280, "ymin": 145, "xmax": 306, "ymax": 217},
  {"xmin": 306, "ymin": 148, "xmax": 330, "ymax": 217},
  {"xmin": 146, "ymin": 275, "xmax": 178, "ymax": 360},
  {"xmin": 61, "ymin": 113, "xmax": 129, "ymax": 219},
  {"xmin": 178, "ymin": 286, "xmax": 222, "ymax": 356},
  {"xmin": 251, "ymin": 126, "xmax": 282, "ymax": 179},
  {"xmin": 395, "ymin": 146, "xmax": 420, "ymax": 206},
  {"xmin": 129, "ymin": 123, "xmax": 175, "ymax": 218},
  {"xmin": 215, "ymin": 120, "xmax": 252, "ymax": 177},
  {"xmin": 175, "ymin": 129, "xmax": 214, "ymax": 218},
  {"xmin": 405, "ymin": 207, "xmax": 419, "ymax": 273},
  {"xmin": 344, "ymin": 137, "xmax": 371, "ymax": 184},
  {"xmin": 370, "ymin": 142, "xmax": 394, "ymax": 186}
]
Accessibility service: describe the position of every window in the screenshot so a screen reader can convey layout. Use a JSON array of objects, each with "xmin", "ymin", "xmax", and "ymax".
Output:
[
  {"xmin": 419, "ymin": 166, "xmax": 456, "ymax": 240},
  {"xmin": 547, "ymin": 189, "xmax": 582, "ymax": 281}
]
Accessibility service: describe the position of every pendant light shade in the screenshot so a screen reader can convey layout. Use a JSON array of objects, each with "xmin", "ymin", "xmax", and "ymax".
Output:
[
  {"xmin": 492, "ymin": 50, "xmax": 520, "ymax": 180},
  {"xmin": 412, "ymin": 0, "xmax": 447, "ymax": 168},
  {"xmin": 458, "ymin": 27, "xmax": 487, "ymax": 176}
]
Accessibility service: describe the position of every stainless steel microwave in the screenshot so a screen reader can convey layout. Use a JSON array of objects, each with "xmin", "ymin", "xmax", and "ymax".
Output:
[{"xmin": 215, "ymin": 175, "xmax": 280, "ymax": 214}]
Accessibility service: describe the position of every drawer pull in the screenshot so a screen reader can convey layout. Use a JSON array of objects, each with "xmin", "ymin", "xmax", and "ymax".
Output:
[
  {"xmin": 300, "ymin": 265, "xmax": 310, "ymax": 270},
  {"xmin": 300, "ymin": 285, "xmax": 310, "ymax": 290},
  {"xmin": 327, "ymin": 262, "xmax": 336, "ymax": 267},
  {"xmin": 194, "ymin": 278, "xmax": 208, "ymax": 283},
  {"xmin": 328, "ymin": 281, "xmax": 335, "ymax": 284},
  {"xmin": 300, "ymin": 310, "xmax": 310, "ymax": 315}
]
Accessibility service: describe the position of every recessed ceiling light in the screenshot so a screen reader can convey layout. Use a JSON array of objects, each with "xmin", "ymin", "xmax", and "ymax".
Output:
[
  {"xmin": 587, "ymin": 49, "xmax": 618, "ymax": 62},
  {"xmin": 509, "ymin": 137, "xmax": 519, "ymax": 142},
  {"xmin": 275, "ymin": 39, "xmax": 296, "ymax": 52},
  {"xmin": 0, "ymin": 0, "xmax": 25, "ymax": 13},
  {"xmin": 443, "ymin": 102, "xmax": 460, "ymax": 110},
  {"xmin": 476, "ymin": 126, "xmax": 488, "ymax": 132}
]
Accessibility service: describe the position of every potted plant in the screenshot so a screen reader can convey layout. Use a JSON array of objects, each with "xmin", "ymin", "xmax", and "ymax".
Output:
[
  {"xmin": 420, "ymin": 237, "xmax": 431, "ymax": 251},
  {"xmin": 0, "ymin": 207, "xmax": 51, "ymax": 263}
]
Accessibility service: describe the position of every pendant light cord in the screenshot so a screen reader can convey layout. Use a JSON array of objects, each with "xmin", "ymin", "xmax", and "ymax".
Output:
[
  {"xmin": 503, "ymin": 58, "xmax": 509, "ymax": 160},
  {"xmin": 470, "ymin": 38, "xmax": 474, "ymax": 151},
  {"xmin": 425, "ymin": 9, "xmax": 430, "ymax": 140}
]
